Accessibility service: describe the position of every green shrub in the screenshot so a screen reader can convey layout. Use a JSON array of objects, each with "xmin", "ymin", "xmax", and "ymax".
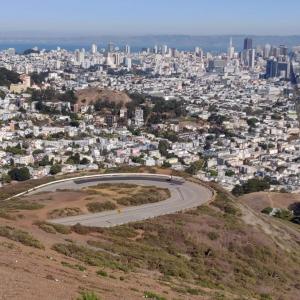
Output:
[
  {"xmin": 50, "ymin": 223, "xmax": 72, "ymax": 234},
  {"xmin": 274, "ymin": 209, "xmax": 293, "ymax": 220},
  {"xmin": 0, "ymin": 199, "xmax": 44, "ymax": 211},
  {"xmin": 0, "ymin": 210, "xmax": 16, "ymax": 220},
  {"xmin": 86, "ymin": 201, "xmax": 117, "ymax": 213},
  {"xmin": 144, "ymin": 291, "xmax": 167, "ymax": 300},
  {"xmin": 77, "ymin": 291, "xmax": 100, "ymax": 300},
  {"xmin": 61, "ymin": 261, "xmax": 86, "ymax": 271},
  {"xmin": 39, "ymin": 223, "xmax": 57, "ymax": 234},
  {"xmin": 0, "ymin": 226, "xmax": 44, "ymax": 249},
  {"xmin": 260, "ymin": 293, "xmax": 272, "ymax": 300},
  {"xmin": 97, "ymin": 270, "xmax": 108, "ymax": 277},
  {"xmin": 261, "ymin": 207, "xmax": 273, "ymax": 215}
]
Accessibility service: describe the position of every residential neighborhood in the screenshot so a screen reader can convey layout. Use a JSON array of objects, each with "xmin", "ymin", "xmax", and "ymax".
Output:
[{"xmin": 0, "ymin": 39, "xmax": 300, "ymax": 193}]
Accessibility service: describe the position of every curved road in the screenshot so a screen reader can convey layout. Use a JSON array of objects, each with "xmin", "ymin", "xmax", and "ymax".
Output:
[{"xmin": 29, "ymin": 174, "xmax": 213, "ymax": 228}]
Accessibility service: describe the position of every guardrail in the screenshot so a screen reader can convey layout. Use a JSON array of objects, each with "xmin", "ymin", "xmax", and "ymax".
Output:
[{"xmin": 5, "ymin": 173, "xmax": 184, "ymax": 201}]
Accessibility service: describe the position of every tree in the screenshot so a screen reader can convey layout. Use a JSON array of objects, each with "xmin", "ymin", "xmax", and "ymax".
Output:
[
  {"xmin": 186, "ymin": 159, "xmax": 205, "ymax": 175},
  {"xmin": 80, "ymin": 158, "xmax": 90, "ymax": 165},
  {"xmin": 247, "ymin": 117, "xmax": 259, "ymax": 128},
  {"xmin": 158, "ymin": 140, "xmax": 170, "ymax": 157},
  {"xmin": 8, "ymin": 167, "xmax": 30, "ymax": 181},
  {"xmin": 209, "ymin": 169, "xmax": 218, "ymax": 177},
  {"xmin": 131, "ymin": 156, "xmax": 144, "ymax": 164},
  {"xmin": 225, "ymin": 169, "xmax": 235, "ymax": 177},
  {"xmin": 50, "ymin": 164, "xmax": 62, "ymax": 175},
  {"xmin": 59, "ymin": 89, "xmax": 77, "ymax": 104},
  {"xmin": 0, "ymin": 67, "xmax": 20, "ymax": 87},
  {"xmin": 1, "ymin": 173, "xmax": 11, "ymax": 183},
  {"xmin": 30, "ymin": 71, "xmax": 48, "ymax": 84},
  {"xmin": 232, "ymin": 185, "xmax": 244, "ymax": 197},
  {"xmin": 39, "ymin": 155, "xmax": 50, "ymax": 166},
  {"xmin": 232, "ymin": 178, "xmax": 270, "ymax": 196},
  {"xmin": 66, "ymin": 153, "xmax": 81, "ymax": 165},
  {"xmin": 0, "ymin": 90, "xmax": 6, "ymax": 99},
  {"xmin": 162, "ymin": 161, "xmax": 171, "ymax": 168}
]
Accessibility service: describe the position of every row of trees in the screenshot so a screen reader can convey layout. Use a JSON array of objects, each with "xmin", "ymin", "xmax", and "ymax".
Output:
[
  {"xmin": 4, "ymin": 164, "xmax": 62, "ymax": 182},
  {"xmin": 232, "ymin": 178, "xmax": 270, "ymax": 196}
]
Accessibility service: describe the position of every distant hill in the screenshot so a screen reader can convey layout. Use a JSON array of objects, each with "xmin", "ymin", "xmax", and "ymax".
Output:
[
  {"xmin": 0, "ymin": 67, "xmax": 20, "ymax": 87},
  {"xmin": 76, "ymin": 88, "xmax": 132, "ymax": 107}
]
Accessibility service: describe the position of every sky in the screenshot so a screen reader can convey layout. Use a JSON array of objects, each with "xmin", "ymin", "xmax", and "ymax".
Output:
[{"xmin": 1, "ymin": 0, "xmax": 300, "ymax": 36}]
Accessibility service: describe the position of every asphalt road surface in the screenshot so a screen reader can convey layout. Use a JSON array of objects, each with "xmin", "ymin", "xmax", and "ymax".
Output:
[{"xmin": 37, "ymin": 175, "xmax": 213, "ymax": 228}]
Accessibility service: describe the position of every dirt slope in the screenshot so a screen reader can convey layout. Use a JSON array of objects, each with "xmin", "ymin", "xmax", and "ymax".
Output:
[
  {"xmin": 0, "ymin": 182, "xmax": 300, "ymax": 300},
  {"xmin": 76, "ymin": 88, "xmax": 132, "ymax": 107}
]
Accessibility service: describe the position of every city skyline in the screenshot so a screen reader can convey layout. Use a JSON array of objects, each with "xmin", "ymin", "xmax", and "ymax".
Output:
[{"xmin": 1, "ymin": 0, "xmax": 300, "ymax": 36}]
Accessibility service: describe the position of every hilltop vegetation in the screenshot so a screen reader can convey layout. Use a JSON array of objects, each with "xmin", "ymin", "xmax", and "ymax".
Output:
[{"xmin": 0, "ymin": 67, "xmax": 20, "ymax": 87}]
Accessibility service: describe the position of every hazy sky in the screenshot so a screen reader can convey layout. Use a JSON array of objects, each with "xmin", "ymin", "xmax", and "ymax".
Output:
[{"xmin": 1, "ymin": 0, "xmax": 300, "ymax": 35}]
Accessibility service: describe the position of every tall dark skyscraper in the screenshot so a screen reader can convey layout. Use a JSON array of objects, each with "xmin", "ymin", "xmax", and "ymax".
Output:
[{"xmin": 243, "ymin": 38, "xmax": 253, "ymax": 50}]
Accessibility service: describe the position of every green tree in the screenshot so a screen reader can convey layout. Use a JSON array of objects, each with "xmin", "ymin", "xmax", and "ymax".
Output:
[
  {"xmin": 158, "ymin": 140, "xmax": 170, "ymax": 157},
  {"xmin": 39, "ymin": 155, "xmax": 50, "ymax": 166},
  {"xmin": 186, "ymin": 159, "xmax": 205, "ymax": 175},
  {"xmin": 8, "ymin": 167, "xmax": 30, "ymax": 181},
  {"xmin": 80, "ymin": 158, "xmax": 90, "ymax": 165},
  {"xmin": 0, "ymin": 67, "xmax": 20, "ymax": 87},
  {"xmin": 225, "ymin": 169, "xmax": 235, "ymax": 177},
  {"xmin": 232, "ymin": 178, "xmax": 270, "ymax": 196},
  {"xmin": 50, "ymin": 164, "xmax": 62, "ymax": 175}
]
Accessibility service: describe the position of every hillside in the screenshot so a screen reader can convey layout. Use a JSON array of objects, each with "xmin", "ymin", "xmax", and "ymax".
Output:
[
  {"xmin": 0, "ymin": 178, "xmax": 299, "ymax": 300},
  {"xmin": 240, "ymin": 192, "xmax": 300, "ymax": 213},
  {"xmin": 76, "ymin": 88, "xmax": 132, "ymax": 107}
]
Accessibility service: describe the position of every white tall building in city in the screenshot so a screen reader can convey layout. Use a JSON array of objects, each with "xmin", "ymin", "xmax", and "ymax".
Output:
[
  {"xmin": 125, "ymin": 44, "xmax": 130, "ymax": 55},
  {"xmin": 162, "ymin": 45, "xmax": 168, "ymax": 55},
  {"xmin": 125, "ymin": 57, "xmax": 132, "ymax": 70},
  {"xmin": 264, "ymin": 44, "xmax": 271, "ymax": 59},
  {"xmin": 91, "ymin": 44, "xmax": 98, "ymax": 54},
  {"xmin": 228, "ymin": 38, "xmax": 235, "ymax": 60}
]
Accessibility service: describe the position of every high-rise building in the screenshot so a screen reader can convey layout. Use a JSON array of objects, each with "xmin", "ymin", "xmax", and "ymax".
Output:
[
  {"xmin": 243, "ymin": 37, "xmax": 253, "ymax": 50},
  {"xmin": 266, "ymin": 57, "xmax": 290, "ymax": 79},
  {"xmin": 91, "ymin": 44, "xmax": 97, "ymax": 54},
  {"xmin": 264, "ymin": 44, "xmax": 271, "ymax": 59},
  {"xmin": 125, "ymin": 44, "xmax": 130, "ymax": 55},
  {"xmin": 124, "ymin": 57, "xmax": 132, "ymax": 70},
  {"xmin": 162, "ymin": 45, "xmax": 168, "ymax": 55},
  {"xmin": 107, "ymin": 42, "xmax": 114, "ymax": 53},
  {"xmin": 249, "ymin": 49, "xmax": 255, "ymax": 69},
  {"xmin": 271, "ymin": 46, "xmax": 280, "ymax": 58},
  {"xmin": 279, "ymin": 45, "xmax": 288, "ymax": 56},
  {"xmin": 114, "ymin": 53, "xmax": 121, "ymax": 66},
  {"xmin": 266, "ymin": 58, "xmax": 278, "ymax": 78},
  {"xmin": 228, "ymin": 37, "xmax": 235, "ymax": 59}
]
